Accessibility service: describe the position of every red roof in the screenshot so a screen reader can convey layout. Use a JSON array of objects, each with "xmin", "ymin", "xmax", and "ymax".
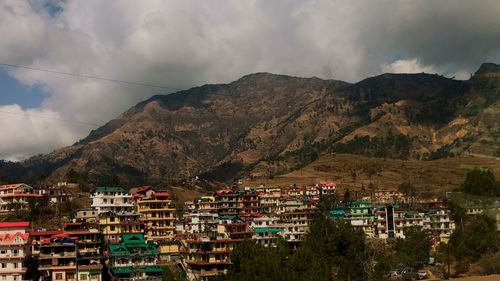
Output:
[
  {"xmin": 153, "ymin": 193, "xmax": 170, "ymax": 197},
  {"xmin": 0, "ymin": 232, "xmax": 29, "ymax": 243},
  {"xmin": 0, "ymin": 183, "xmax": 26, "ymax": 190},
  {"xmin": 30, "ymin": 231, "xmax": 64, "ymax": 236},
  {"xmin": 0, "ymin": 222, "xmax": 29, "ymax": 228},
  {"xmin": 64, "ymin": 222, "xmax": 82, "ymax": 226},
  {"xmin": 215, "ymin": 190, "xmax": 233, "ymax": 196},
  {"xmin": 132, "ymin": 194, "xmax": 144, "ymax": 198},
  {"xmin": 137, "ymin": 186, "xmax": 154, "ymax": 191}
]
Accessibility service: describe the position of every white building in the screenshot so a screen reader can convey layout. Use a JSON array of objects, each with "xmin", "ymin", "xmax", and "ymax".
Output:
[
  {"xmin": 90, "ymin": 187, "xmax": 133, "ymax": 214},
  {"xmin": 0, "ymin": 184, "xmax": 40, "ymax": 213},
  {"xmin": 0, "ymin": 222, "xmax": 30, "ymax": 281}
]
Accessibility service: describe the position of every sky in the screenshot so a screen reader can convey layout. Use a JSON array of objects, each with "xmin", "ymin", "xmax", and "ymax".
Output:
[{"xmin": 1, "ymin": 0, "xmax": 500, "ymax": 161}]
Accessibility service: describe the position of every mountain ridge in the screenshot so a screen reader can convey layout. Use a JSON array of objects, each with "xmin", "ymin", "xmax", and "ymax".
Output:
[{"xmin": 3, "ymin": 63, "xmax": 499, "ymax": 185}]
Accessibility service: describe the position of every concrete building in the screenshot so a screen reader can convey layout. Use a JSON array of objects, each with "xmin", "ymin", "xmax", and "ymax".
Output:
[
  {"xmin": 0, "ymin": 184, "xmax": 40, "ymax": 213},
  {"xmin": 90, "ymin": 187, "xmax": 133, "ymax": 214},
  {"xmin": 135, "ymin": 192, "xmax": 177, "ymax": 262},
  {"xmin": 107, "ymin": 234, "xmax": 162, "ymax": 281},
  {"xmin": 0, "ymin": 222, "xmax": 30, "ymax": 281}
]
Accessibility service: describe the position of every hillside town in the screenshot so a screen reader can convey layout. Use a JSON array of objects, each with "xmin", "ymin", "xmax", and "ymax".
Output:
[{"xmin": 0, "ymin": 180, "xmax": 497, "ymax": 281}]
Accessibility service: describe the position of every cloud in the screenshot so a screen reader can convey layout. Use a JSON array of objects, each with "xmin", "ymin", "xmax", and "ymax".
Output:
[
  {"xmin": 1, "ymin": 0, "xmax": 500, "ymax": 160},
  {"xmin": 381, "ymin": 59, "xmax": 437, "ymax": 74}
]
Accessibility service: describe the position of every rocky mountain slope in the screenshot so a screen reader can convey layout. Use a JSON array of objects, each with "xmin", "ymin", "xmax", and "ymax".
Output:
[{"xmin": 6, "ymin": 63, "xmax": 500, "ymax": 185}]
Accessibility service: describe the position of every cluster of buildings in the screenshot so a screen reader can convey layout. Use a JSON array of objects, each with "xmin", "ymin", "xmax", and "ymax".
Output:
[
  {"xmin": 0, "ymin": 184, "xmax": 71, "ymax": 213},
  {"xmin": 0, "ymin": 184, "xmax": 172, "ymax": 281},
  {"xmin": 2, "ymin": 181, "xmax": 497, "ymax": 281},
  {"xmin": 330, "ymin": 190, "xmax": 456, "ymax": 245}
]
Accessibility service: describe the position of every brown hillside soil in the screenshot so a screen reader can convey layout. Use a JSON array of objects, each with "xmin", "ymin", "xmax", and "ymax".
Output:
[
  {"xmin": 248, "ymin": 154, "xmax": 500, "ymax": 197},
  {"xmin": 438, "ymin": 275, "xmax": 500, "ymax": 281}
]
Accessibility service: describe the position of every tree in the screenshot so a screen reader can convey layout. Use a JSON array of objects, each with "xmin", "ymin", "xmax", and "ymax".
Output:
[
  {"xmin": 108, "ymin": 175, "xmax": 122, "ymax": 187},
  {"xmin": 65, "ymin": 168, "xmax": 81, "ymax": 183},
  {"xmin": 450, "ymin": 215, "xmax": 499, "ymax": 264},
  {"xmin": 394, "ymin": 226, "xmax": 432, "ymax": 270},
  {"xmin": 344, "ymin": 188, "xmax": 351, "ymax": 202},
  {"xmin": 459, "ymin": 168, "xmax": 500, "ymax": 196},
  {"xmin": 398, "ymin": 181, "xmax": 416, "ymax": 197}
]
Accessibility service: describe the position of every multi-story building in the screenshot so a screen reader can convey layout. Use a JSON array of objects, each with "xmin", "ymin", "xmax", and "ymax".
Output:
[
  {"xmin": 344, "ymin": 201, "xmax": 375, "ymax": 237},
  {"xmin": 195, "ymin": 197, "xmax": 217, "ymax": 212},
  {"xmin": 34, "ymin": 187, "xmax": 71, "ymax": 203},
  {"xmin": 239, "ymin": 191, "xmax": 260, "ymax": 214},
  {"xmin": 375, "ymin": 205, "xmax": 397, "ymax": 239},
  {"xmin": 180, "ymin": 237, "xmax": 238, "ymax": 280},
  {"xmin": 258, "ymin": 193, "xmax": 280, "ymax": 214},
  {"xmin": 214, "ymin": 190, "xmax": 241, "ymax": 216},
  {"xmin": 90, "ymin": 187, "xmax": 133, "ymax": 214},
  {"xmin": 189, "ymin": 212, "xmax": 218, "ymax": 234},
  {"xmin": 31, "ymin": 231, "xmax": 64, "ymax": 258},
  {"xmin": 75, "ymin": 209, "xmax": 98, "ymax": 223},
  {"xmin": 0, "ymin": 184, "xmax": 40, "ymax": 213},
  {"xmin": 135, "ymin": 192, "xmax": 178, "ymax": 262},
  {"xmin": 318, "ymin": 181, "xmax": 336, "ymax": 195},
  {"xmin": 39, "ymin": 235, "xmax": 77, "ymax": 281},
  {"xmin": 98, "ymin": 211, "xmax": 143, "ymax": 243},
  {"xmin": 0, "ymin": 222, "xmax": 30, "ymax": 281},
  {"xmin": 62, "ymin": 223, "xmax": 104, "ymax": 281},
  {"xmin": 373, "ymin": 189, "xmax": 405, "ymax": 204},
  {"xmin": 107, "ymin": 234, "xmax": 162, "ymax": 281},
  {"xmin": 252, "ymin": 228, "xmax": 284, "ymax": 247},
  {"xmin": 423, "ymin": 209, "xmax": 455, "ymax": 244}
]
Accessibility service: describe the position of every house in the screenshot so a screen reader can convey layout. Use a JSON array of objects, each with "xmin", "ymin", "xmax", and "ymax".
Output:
[
  {"xmin": 39, "ymin": 235, "xmax": 77, "ymax": 281},
  {"xmin": 90, "ymin": 187, "xmax": 133, "ymax": 214},
  {"xmin": 75, "ymin": 209, "xmax": 98, "ymax": 222},
  {"xmin": 135, "ymin": 192, "xmax": 178, "ymax": 262},
  {"xmin": 34, "ymin": 187, "xmax": 71, "ymax": 203},
  {"xmin": 180, "ymin": 236, "xmax": 240, "ymax": 280},
  {"xmin": 62, "ymin": 223, "xmax": 103, "ymax": 281},
  {"xmin": 0, "ymin": 222, "xmax": 30, "ymax": 281},
  {"xmin": 0, "ymin": 184, "xmax": 40, "ymax": 212},
  {"xmin": 107, "ymin": 234, "xmax": 162, "ymax": 281},
  {"xmin": 98, "ymin": 211, "xmax": 143, "ymax": 243}
]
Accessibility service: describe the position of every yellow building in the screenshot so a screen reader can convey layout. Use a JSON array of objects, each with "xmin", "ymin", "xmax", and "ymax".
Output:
[
  {"xmin": 98, "ymin": 211, "xmax": 144, "ymax": 243},
  {"xmin": 180, "ymin": 237, "xmax": 240, "ymax": 280},
  {"xmin": 135, "ymin": 192, "xmax": 178, "ymax": 262}
]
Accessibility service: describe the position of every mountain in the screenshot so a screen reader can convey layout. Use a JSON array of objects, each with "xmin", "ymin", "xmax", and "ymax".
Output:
[{"xmin": 6, "ymin": 63, "xmax": 500, "ymax": 185}]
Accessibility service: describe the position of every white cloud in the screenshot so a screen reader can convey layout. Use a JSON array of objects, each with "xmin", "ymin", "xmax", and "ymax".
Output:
[
  {"xmin": 1, "ymin": 0, "xmax": 500, "ymax": 160},
  {"xmin": 381, "ymin": 59, "xmax": 437, "ymax": 74}
]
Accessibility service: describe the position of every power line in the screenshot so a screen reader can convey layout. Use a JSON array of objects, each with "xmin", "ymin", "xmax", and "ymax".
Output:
[
  {"xmin": 0, "ymin": 62, "xmax": 184, "ymax": 91},
  {"xmin": 0, "ymin": 110, "xmax": 99, "ymax": 127}
]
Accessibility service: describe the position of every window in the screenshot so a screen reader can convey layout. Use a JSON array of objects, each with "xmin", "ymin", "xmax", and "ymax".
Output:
[
  {"xmin": 67, "ymin": 273, "xmax": 75, "ymax": 279},
  {"xmin": 2, "ymin": 275, "xmax": 6, "ymax": 280},
  {"xmin": 13, "ymin": 249, "xmax": 18, "ymax": 256},
  {"xmin": 80, "ymin": 274, "xmax": 87, "ymax": 280},
  {"xmin": 13, "ymin": 263, "xmax": 18, "ymax": 268},
  {"xmin": 1, "ymin": 263, "xmax": 5, "ymax": 268},
  {"xmin": 110, "ymin": 226, "xmax": 115, "ymax": 231},
  {"xmin": 0, "ymin": 250, "xmax": 5, "ymax": 255},
  {"xmin": 55, "ymin": 273, "xmax": 63, "ymax": 280},
  {"xmin": 13, "ymin": 276, "xmax": 17, "ymax": 281}
]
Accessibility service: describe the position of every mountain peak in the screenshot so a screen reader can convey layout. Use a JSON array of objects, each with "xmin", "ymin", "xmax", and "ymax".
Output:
[{"xmin": 474, "ymin": 62, "xmax": 500, "ymax": 76}]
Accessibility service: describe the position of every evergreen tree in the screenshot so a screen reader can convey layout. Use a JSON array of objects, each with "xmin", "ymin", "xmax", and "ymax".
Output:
[
  {"xmin": 394, "ymin": 226, "xmax": 432, "ymax": 270},
  {"xmin": 459, "ymin": 168, "xmax": 500, "ymax": 196}
]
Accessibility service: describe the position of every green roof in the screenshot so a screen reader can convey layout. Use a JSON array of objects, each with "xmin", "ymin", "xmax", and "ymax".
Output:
[
  {"xmin": 96, "ymin": 186, "xmax": 126, "ymax": 193},
  {"xmin": 113, "ymin": 268, "xmax": 133, "ymax": 274},
  {"xmin": 122, "ymin": 234, "xmax": 145, "ymax": 244},
  {"xmin": 109, "ymin": 245, "xmax": 129, "ymax": 254},
  {"xmin": 218, "ymin": 215, "xmax": 236, "ymax": 220},
  {"xmin": 146, "ymin": 267, "xmax": 163, "ymax": 273},
  {"xmin": 253, "ymin": 228, "xmax": 283, "ymax": 233}
]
